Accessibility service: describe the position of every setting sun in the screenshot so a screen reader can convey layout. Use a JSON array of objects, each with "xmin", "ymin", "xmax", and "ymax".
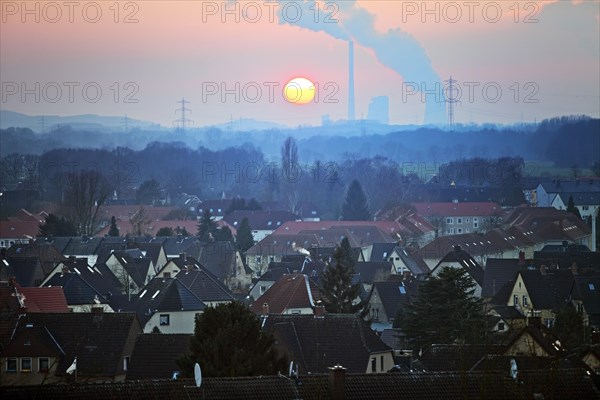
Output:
[{"xmin": 283, "ymin": 77, "xmax": 315, "ymax": 104}]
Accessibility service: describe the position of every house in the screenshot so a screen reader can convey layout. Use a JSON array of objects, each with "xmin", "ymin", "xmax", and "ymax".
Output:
[
  {"xmin": 126, "ymin": 333, "xmax": 192, "ymax": 380},
  {"xmin": 366, "ymin": 280, "xmax": 421, "ymax": 331},
  {"xmin": 197, "ymin": 199, "xmax": 233, "ymax": 221},
  {"xmin": 506, "ymin": 267, "xmax": 574, "ymax": 328},
  {"xmin": 103, "ymin": 249, "xmax": 155, "ymax": 294},
  {"xmin": 411, "ymin": 202, "xmax": 503, "ymax": 236},
  {"xmin": 419, "ymin": 344, "xmax": 505, "ymax": 372},
  {"xmin": 0, "ymin": 281, "xmax": 69, "ymax": 320},
  {"xmin": 534, "ymin": 179, "xmax": 600, "ymax": 218},
  {"xmin": 0, "ymin": 311, "xmax": 141, "ymax": 385},
  {"xmin": 481, "ymin": 258, "xmax": 527, "ymax": 300},
  {"xmin": 249, "ymin": 272, "xmax": 321, "ymax": 315},
  {"xmin": 174, "ymin": 265, "xmax": 235, "ymax": 307},
  {"xmin": 126, "ymin": 277, "xmax": 206, "ymax": 333},
  {"xmin": 4, "ymin": 241, "xmax": 66, "ymax": 278},
  {"xmin": 361, "ymin": 243, "xmax": 430, "ymax": 279},
  {"xmin": 570, "ymin": 274, "xmax": 600, "ymax": 330},
  {"xmin": 262, "ymin": 312, "xmax": 395, "ymax": 374},
  {"xmin": 0, "ymin": 256, "xmax": 47, "ymax": 288},
  {"xmin": 0, "ymin": 220, "xmax": 40, "ymax": 249},
  {"xmin": 503, "ymin": 317, "xmax": 564, "ymax": 357},
  {"xmin": 487, "ymin": 305, "xmax": 526, "ymax": 334},
  {"xmin": 2, "ymin": 366, "xmax": 599, "ymax": 399},
  {"xmin": 429, "ymin": 246, "xmax": 485, "ymax": 297},
  {"xmin": 223, "ymin": 210, "xmax": 300, "ymax": 242},
  {"xmin": 261, "ymin": 200, "xmax": 322, "ymax": 221},
  {"xmin": 42, "ymin": 267, "xmax": 114, "ymax": 313},
  {"xmin": 581, "ymin": 346, "xmax": 600, "ymax": 374}
]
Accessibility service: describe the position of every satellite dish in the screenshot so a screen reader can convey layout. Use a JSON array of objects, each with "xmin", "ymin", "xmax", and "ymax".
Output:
[
  {"xmin": 194, "ymin": 363, "xmax": 202, "ymax": 388},
  {"xmin": 510, "ymin": 358, "xmax": 518, "ymax": 381}
]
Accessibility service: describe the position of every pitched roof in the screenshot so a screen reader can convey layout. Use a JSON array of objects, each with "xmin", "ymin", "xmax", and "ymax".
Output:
[
  {"xmin": 419, "ymin": 344, "xmax": 505, "ymax": 372},
  {"xmin": 127, "ymin": 277, "xmax": 206, "ymax": 325},
  {"xmin": 249, "ymin": 273, "xmax": 321, "ymax": 314},
  {"xmin": 175, "ymin": 266, "xmax": 235, "ymax": 303},
  {"xmin": 126, "ymin": 334, "xmax": 192, "ymax": 380},
  {"xmin": 224, "ymin": 210, "xmax": 299, "ymax": 231},
  {"xmin": 518, "ymin": 269, "xmax": 574, "ymax": 310},
  {"xmin": 354, "ymin": 262, "xmax": 391, "ymax": 284},
  {"xmin": 572, "ymin": 275, "xmax": 600, "ymax": 326},
  {"xmin": 44, "ymin": 272, "xmax": 109, "ymax": 306},
  {"xmin": 0, "ymin": 256, "xmax": 46, "ymax": 287},
  {"xmin": 0, "ymin": 220, "xmax": 40, "ymax": 239},
  {"xmin": 369, "ymin": 280, "xmax": 421, "ymax": 320},
  {"xmin": 538, "ymin": 178, "xmax": 600, "ymax": 195},
  {"xmin": 481, "ymin": 260, "xmax": 525, "ymax": 298},
  {"xmin": 5, "ymin": 241, "xmax": 66, "ymax": 275},
  {"xmin": 263, "ymin": 314, "xmax": 391, "ymax": 374},
  {"xmin": 411, "ymin": 202, "xmax": 502, "ymax": 217},
  {"xmin": 13, "ymin": 284, "xmax": 69, "ymax": 312},
  {"xmin": 434, "ymin": 247, "xmax": 485, "ymax": 286},
  {"xmin": 4, "ymin": 312, "xmax": 141, "ymax": 376}
]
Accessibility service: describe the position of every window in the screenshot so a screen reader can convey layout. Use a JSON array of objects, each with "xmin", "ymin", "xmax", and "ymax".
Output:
[
  {"xmin": 380, "ymin": 356, "xmax": 384, "ymax": 371},
  {"xmin": 256, "ymin": 256, "xmax": 262, "ymax": 263},
  {"xmin": 291, "ymin": 310, "xmax": 301, "ymax": 315},
  {"xmin": 123, "ymin": 356, "xmax": 130, "ymax": 371},
  {"xmin": 269, "ymin": 256, "xmax": 275, "ymax": 262},
  {"xmin": 39, "ymin": 358, "xmax": 49, "ymax": 372},
  {"xmin": 457, "ymin": 228, "xmax": 463, "ymax": 234},
  {"xmin": 513, "ymin": 295, "xmax": 519, "ymax": 305},
  {"xmin": 163, "ymin": 272, "xmax": 171, "ymax": 278},
  {"xmin": 21, "ymin": 358, "xmax": 32, "ymax": 372},
  {"xmin": 473, "ymin": 218, "xmax": 479, "ymax": 228},
  {"xmin": 446, "ymin": 218, "xmax": 453, "ymax": 224},
  {"xmin": 582, "ymin": 205, "xmax": 589, "ymax": 211},
  {"xmin": 577, "ymin": 303, "xmax": 584, "ymax": 313},
  {"xmin": 446, "ymin": 228, "xmax": 454, "ymax": 234},
  {"xmin": 544, "ymin": 318, "xmax": 554, "ymax": 328},
  {"xmin": 498, "ymin": 322, "xmax": 505, "ymax": 331},
  {"xmin": 6, "ymin": 358, "xmax": 17, "ymax": 373},
  {"xmin": 523, "ymin": 296, "xmax": 528, "ymax": 307},
  {"xmin": 465, "ymin": 218, "xmax": 470, "ymax": 223},
  {"xmin": 371, "ymin": 358, "xmax": 376, "ymax": 372},
  {"xmin": 260, "ymin": 285, "xmax": 267, "ymax": 294},
  {"xmin": 457, "ymin": 218, "xmax": 463, "ymax": 224},
  {"xmin": 159, "ymin": 314, "xmax": 170, "ymax": 326}
]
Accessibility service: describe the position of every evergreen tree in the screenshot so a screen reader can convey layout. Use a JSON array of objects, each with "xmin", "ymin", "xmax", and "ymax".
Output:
[
  {"xmin": 38, "ymin": 214, "xmax": 77, "ymax": 237},
  {"xmin": 177, "ymin": 301, "xmax": 286, "ymax": 377},
  {"xmin": 236, "ymin": 217, "xmax": 255, "ymax": 253},
  {"xmin": 401, "ymin": 267, "xmax": 487, "ymax": 351},
  {"xmin": 214, "ymin": 226, "xmax": 234, "ymax": 243},
  {"xmin": 156, "ymin": 227, "xmax": 175, "ymax": 236},
  {"xmin": 108, "ymin": 216, "xmax": 120, "ymax": 237},
  {"xmin": 567, "ymin": 195, "xmax": 582, "ymax": 219},
  {"xmin": 197, "ymin": 209, "xmax": 218, "ymax": 241},
  {"xmin": 320, "ymin": 238, "xmax": 366, "ymax": 315},
  {"xmin": 341, "ymin": 180, "xmax": 370, "ymax": 221},
  {"xmin": 553, "ymin": 305, "xmax": 586, "ymax": 350}
]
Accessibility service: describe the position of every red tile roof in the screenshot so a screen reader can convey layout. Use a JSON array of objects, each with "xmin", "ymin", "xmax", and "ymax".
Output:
[
  {"xmin": 411, "ymin": 202, "xmax": 502, "ymax": 217},
  {"xmin": 0, "ymin": 220, "xmax": 39, "ymax": 239},
  {"xmin": 250, "ymin": 273, "xmax": 321, "ymax": 314},
  {"xmin": 16, "ymin": 285, "xmax": 69, "ymax": 312}
]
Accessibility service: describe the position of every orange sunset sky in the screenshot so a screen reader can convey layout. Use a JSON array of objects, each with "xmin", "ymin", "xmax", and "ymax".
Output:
[{"xmin": 1, "ymin": 0, "xmax": 599, "ymax": 127}]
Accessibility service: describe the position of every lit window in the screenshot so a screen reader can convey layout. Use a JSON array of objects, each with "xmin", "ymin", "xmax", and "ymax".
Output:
[
  {"xmin": 21, "ymin": 358, "xmax": 32, "ymax": 372},
  {"xmin": 589, "ymin": 283, "xmax": 596, "ymax": 291},
  {"xmin": 123, "ymin": 356, "xmax": 130, "ymax": 371},
  {"xmin": 160, "ymin": 314, "xmax": 170, "ymax": 325}
]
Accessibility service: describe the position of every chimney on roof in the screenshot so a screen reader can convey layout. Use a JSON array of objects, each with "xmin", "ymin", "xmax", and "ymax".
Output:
[
  {"xmin": 262, "ymin": 302, "xmax": 269, "ymax": 316},
  {"xmin": 92, "ymin": 306, "xmax": 104, "ymax": 315},
  {"xmin": 61, "ymin": 264, "xmax": 69, "ymax": 274},
  {"xmin": 314, "ymin": 301, "xmax": 325, "ymax": 318},
  {"xmin": 540, "ymin": 264, "xmax": 547, "ymax": 275},
  {"xmin": 527, "ymin": 310, "xmax": 541, "ymax": 327},
  {"xmin": 453, "ymin": 245, "xmax": 462, "ymax": 252},
  {"xmin": 518, "ymin": 251, "xmax": 525, "ymax": 266},
  {"xmin": 179, "ymin": 253, "xmax": 186, "ymax": 262},
  {"xmin": 328, "ymin": 365, "xmax": 346, "ymax": 400},
  {"xmin": 571, "ymin": 262, "xmax": 578, "ymax": 275},
  {"xmin": 69, "ymin": 255, "xmax": 76, "ymax": 262}
]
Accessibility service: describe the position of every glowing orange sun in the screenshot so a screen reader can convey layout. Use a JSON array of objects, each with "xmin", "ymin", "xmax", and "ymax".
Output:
[{"xmin": 284, "ymin": 77, "xmax": 315, "ymax": 104}]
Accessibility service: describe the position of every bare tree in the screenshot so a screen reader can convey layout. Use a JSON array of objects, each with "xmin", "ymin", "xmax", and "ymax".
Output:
[
  {"xmin": 62, "ymin": 170, "xmax": 109, "ymax": 235},
  {"xmin": 130, "ymin": 206, "xmax": 151, "ymax": 236}
]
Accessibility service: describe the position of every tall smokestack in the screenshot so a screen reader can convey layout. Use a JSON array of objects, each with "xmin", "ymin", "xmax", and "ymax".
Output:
[{"xmin": 348, "ymin": 41, "xmax": 355, "ymax": 121}]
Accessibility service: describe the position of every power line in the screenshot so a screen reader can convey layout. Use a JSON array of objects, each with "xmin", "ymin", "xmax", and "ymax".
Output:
[{"xmin": 174, "ymin": 98, "xmax": 193, "ymax": 132}]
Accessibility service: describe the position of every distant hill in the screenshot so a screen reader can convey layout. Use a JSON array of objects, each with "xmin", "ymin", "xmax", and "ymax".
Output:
[{"xmin": 0, "ymin": 110, "xmax": 162, "ymax": 132}]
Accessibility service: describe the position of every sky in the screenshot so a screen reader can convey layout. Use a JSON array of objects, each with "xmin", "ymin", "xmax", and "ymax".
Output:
[{"xmin": 1, "ymin": 0, "xmax": 599, "ymax": 128}]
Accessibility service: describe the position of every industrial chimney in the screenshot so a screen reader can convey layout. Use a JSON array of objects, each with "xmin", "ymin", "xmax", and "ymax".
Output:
[{"xmin": 348, "ymin": 41, "xmax": 355, "ymax": 122}]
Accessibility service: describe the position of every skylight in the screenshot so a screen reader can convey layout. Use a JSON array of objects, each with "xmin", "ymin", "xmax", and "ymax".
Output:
[
  {"xmin": 73, "ymin": 267, "xmax": 81, "ymax": 274},
  {"xmin": 589, "ymin": 283, "xmax": 596, "ymax": 291},
  {"xmin": 139, "ymin": 289, "xmax": 148, "ymax": 298},
  {"xmin": 399, "ymin": 286, "xmax": 406, "ymax": 294},
  {"xmin": 152, "ymin": 290, "xmax": 160, "ymax": 299}
]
